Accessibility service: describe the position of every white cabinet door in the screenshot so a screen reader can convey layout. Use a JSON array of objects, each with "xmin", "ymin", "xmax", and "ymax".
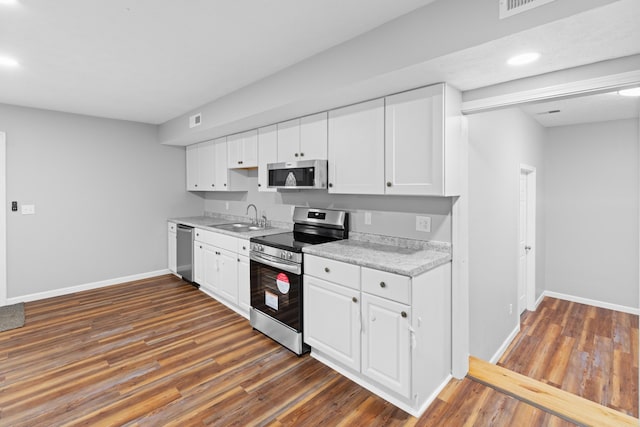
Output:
[
  {"xmin": 361, "ymin": 293, "xmax": 411, "ymax": 398},
  {"xmin": 300, "ymin": 112, "xmax": 327, "ymax": 160},
  {"xmin": 217, "ymin": 248, "xmax": 239, "ymax": 304},
  {"xmin": 328, "ymin": 99, "xmax": 384, "ymax": 194},
  {"xmin": 202, "ymin": 244, "xmax": 219, "ymax": 293},
  {"xmin": 237, "ymin": 255, "xmax": 250, "ymax": 315},
  {"xmin": 199, "ymin": 140, "xmax": 216, "ymax": 191},
  {"xmin": 227, "ymin": 130, "xmax": 258, "ymax": 169},
  {"xmin": 168, "ymin": 230, "xmax": 177, "ymax": 273},
  {"xmin": 193, "ymin": 241, "xmax": 204, "ymax": 285},
  {"xmin": 385, "ymin": 85, "xmax": 444, "ymax": 196},
  {"xmin": 277, "ymin": 118, "xmax": 300, "ymax": 163},
  {"xmin": 186, "ymin": 144, "xmax": 199, "ymax": 191},
  {"xmin": 304, "ymin": 276, "xmax": 361, "ymax": 371},
  {"xmin": 213, "ymin": 137, "xmax": 228, "ymax": 191},
  {"xmin": 258, "ymin": 125, "xmax": 277, "ymax": 192}
]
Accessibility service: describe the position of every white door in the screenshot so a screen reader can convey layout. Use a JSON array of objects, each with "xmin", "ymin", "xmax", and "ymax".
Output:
[
  {"xmin": 213, "ymin": 138, "xmax": 228, "ymax": 190},
  {"xmin": 277, "ymin": 118, "xmax": 300, "ymax": 162},
  {"xmin": 202, "ymin": 244, "xmax": 218, "ymax": 293},
  {"xmin": 193, "ymin": 242, "xmax": 204, "ymax": 285},
  {"xmin": 303, "ymin": 276, "xmax": 361, "ymax": 371},
  {"xmin": 0, "ymin": 131, "xmax": 6, "ymax": 307},
  {"xmin": 217, "ymin": 248, "xmax": 239, "ymax": 304},
  {"xmin": 518, "ymin": 173, "xmax": 528, "ymax": 315},
  {"xmin": 186, "ymin": 144, "xmax": 199, "ymax": 191},
  {"xmin": 328, "ymin": 99, "xmax": 385, "ymax": 194},
  {"xmin": 199, "ymin": 140, "xmax": 216, "ymax": 190},
  {"xmin": 299, "ymin": 112, "xmax": 328, "ymax": 160},
  {"xmin": 361, "ymin": 293, "xmax": 411, "ymax": 398},
  {"xmin": 518, "ymin": 167, "xmax": 536, "ymax": 314},
  {"xmin": 226, "ymin": 133, "xmax": 243, "ymax": 168}
]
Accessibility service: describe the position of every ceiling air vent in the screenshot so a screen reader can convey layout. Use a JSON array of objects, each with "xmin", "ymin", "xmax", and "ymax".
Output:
[{"xmin": 499, "ymin": 0, "xmax": 556, "ymax": 19}]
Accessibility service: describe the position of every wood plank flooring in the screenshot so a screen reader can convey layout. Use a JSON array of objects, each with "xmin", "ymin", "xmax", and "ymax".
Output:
[
  {"xmin": 0, "ymin": 275, "xmax": 620, "ymax": 426},
  {"xmin": 468, "ymin": 356, "xmax": 638, "ymax": 426},
  {"xmin": 498, "ymin": 297, "xmax": 639, "ymax": 418}
]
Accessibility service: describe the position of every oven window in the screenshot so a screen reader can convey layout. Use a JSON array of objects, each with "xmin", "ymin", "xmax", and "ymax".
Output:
[
  {"xmin": 269, "ymin": 167, "xmax": 315, "ymax": 187},
  {"xmin": 250, "ymin": 260, "xmax": 302, "ymax": 331}
]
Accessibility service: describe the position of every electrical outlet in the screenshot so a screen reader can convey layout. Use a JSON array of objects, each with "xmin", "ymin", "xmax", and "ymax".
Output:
[
  {"xmin": 509, "ymin": 304, "xmax": 513, "ymax": 315},
  {"xmin": 416, "ymin": 216, "xmax": 431, "ymax": 232},
  {"xmin": 364, "ymin": 212, "xmax": 372, "ymax": 225},
  {"xmin": 11, "ymin": 201, "xmax": 17, "ymax": 212},
  {"xmin": 21, "ymin": 204, "xmax": 35, "ymax": 215}
]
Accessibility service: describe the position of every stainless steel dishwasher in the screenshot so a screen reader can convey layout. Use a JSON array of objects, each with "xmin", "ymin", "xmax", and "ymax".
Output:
[{"xmin": 176, "ymin": 224, "xmax": 196, "ymax": 284}]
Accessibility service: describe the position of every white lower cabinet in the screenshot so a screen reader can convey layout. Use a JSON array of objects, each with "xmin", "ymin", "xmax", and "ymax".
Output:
[
  {"xmin": 304, "ymin": 276, "xmax": 361, "ymax": 371},
  {"xmin": 361, "ymin": 293, "xmax": 411, "ymax": 398},
  {"xmin": 303, "ymin": 254, "xmax": 451, "ymax": 417},
  {"xmin": 192, "ymin": 228, "xmax": 249, "ymax": 318}
]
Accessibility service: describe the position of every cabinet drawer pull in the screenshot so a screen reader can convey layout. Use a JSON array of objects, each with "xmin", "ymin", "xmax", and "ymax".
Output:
[
  {"xmin": 300, "ymin": 152, "xmax": 304, "ymax": 157},
  {"xmin": 195, "ymin": 184, "xmax": 198, "ymax": 187},
  {"xmin": 199, "ymin": 245, "xmax": 202, "ymax": 249},
  {"xmin": 379, "ymin": 281, "xmax": 386, "ymax": 288},
  {"xmin": 224, "ymin": 183, "xmax": 227, "ymax": 186},
  {"xmin": 211, "ymin": 184, "xmax": 215, "ymax": 187},
  {"xmin": 324, "ymin": 267, "xmax": 330, "ymax": 273},
  {"xmin": 352, "ymin": 297, "xmax": 358, "ymax": 303},
  {"xmin": 238, "ymin": 161, "xmax": 243, "ymax": 164},
  {"xmin": 242, "ymin": 246, "xmax": 246, "ymax": 250},
  {"xmin": 386, "ymin": 182, "xmax": 392, "ymax": 187},
  {"xmin": 401, "ymin": 311, "xmax": 407, "ymax": 318}
]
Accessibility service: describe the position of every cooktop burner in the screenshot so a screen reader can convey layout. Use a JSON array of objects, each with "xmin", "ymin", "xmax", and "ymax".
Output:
[{"xmin": 250, "ymin": 231, "xmax": 339, "ymax": 253}]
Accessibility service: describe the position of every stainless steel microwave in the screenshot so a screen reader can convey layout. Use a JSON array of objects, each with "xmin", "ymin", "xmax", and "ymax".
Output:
[{"xmin": 267, "ymin": 159, "xmax": 327, "ymax": 190}]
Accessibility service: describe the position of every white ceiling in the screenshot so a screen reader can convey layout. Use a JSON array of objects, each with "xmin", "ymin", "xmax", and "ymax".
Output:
[
  {"xmin": 0, "ymin": 0, "xmax": 435, "ymax": 124},
  {"xmin": 520, "ymin": 91, "xmax": 640, "ymax": 127},
  {"xmin": 0, "ymin": 0, "xmax": 639, "ymax": 125}
]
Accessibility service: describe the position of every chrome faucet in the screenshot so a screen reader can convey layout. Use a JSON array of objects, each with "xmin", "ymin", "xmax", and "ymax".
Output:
[
  {"xmin": 246, "ymin": 204, "xmax": 258, "ymax": 225},
  {"xmin": 260, "ymin": 212, "xmax": 268, "ymax": 228}
]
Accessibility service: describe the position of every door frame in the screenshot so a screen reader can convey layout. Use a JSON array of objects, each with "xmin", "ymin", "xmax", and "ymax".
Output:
[
  {"xmin": 0, "ymin": 131, "xmax": 6, "ymax": 307},
  {"xmin": 519, "ymin": 164, "xmax": 537, "ymax": 312}
]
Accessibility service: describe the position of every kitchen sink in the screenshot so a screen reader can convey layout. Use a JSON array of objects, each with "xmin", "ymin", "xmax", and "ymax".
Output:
[{"xmin": 210, "ymin": 222, "xmax": 275, "ymax": 233}]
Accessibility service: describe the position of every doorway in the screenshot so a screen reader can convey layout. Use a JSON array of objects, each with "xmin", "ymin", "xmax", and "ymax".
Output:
[{"xmin": 518, "ymin": 165, "xmax": 536, "ymax": 315}]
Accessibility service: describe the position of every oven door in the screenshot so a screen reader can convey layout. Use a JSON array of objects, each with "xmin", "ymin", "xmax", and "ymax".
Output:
[{"xmin": 250, "ymin": 252, "xmax": 303, "ymax": 332}]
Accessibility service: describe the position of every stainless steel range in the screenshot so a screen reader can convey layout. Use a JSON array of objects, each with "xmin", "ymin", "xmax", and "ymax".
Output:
[{"xmin": 249, "ymin": 207, "xmax": 348, "ymax": 355}]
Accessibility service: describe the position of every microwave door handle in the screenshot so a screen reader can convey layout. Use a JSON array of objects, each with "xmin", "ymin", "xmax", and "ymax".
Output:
[{"xmin": 250, "ymin": 253, "xmax": 301, "ymax": 275}]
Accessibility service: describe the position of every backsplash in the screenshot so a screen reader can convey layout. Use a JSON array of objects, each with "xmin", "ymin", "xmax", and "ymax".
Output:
[{"xmin": 202, "ymin": 171, "xmax": 453, "ymax": 243}]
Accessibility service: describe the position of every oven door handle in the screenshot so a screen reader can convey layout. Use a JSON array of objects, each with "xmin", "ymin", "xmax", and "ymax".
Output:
[{"xmin": 250, "ymin": 252, "xmax": 302, "ymax": 275}]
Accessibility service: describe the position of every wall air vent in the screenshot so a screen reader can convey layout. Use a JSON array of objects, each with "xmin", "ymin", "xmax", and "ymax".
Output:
[
  {"xmin": 499, "ymin": 0, "xmax": 556, "ymax": 19},
  {"xmin": 189, "ymin": 113, "xmax": 202, "ymax": 128}
]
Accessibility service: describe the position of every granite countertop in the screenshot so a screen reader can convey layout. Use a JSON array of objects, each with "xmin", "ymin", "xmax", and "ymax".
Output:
[
  {"xmin": 302, "ymin": 236, "xmax": 451, "ymax": 277},
  {"xmin": 169, "ymin": 216, "xmax": 290, "ymax": 239}
]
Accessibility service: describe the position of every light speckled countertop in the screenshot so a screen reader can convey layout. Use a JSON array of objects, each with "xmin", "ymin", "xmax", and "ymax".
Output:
[
  {"xmin": 169, "ymin": 216, "xmax": 290, "ymax": 239},
  {"xmin": 302, "ymin": 236, "xmax": 451, "ymax": 277}
]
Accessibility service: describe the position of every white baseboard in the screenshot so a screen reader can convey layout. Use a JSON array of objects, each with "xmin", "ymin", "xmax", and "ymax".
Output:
[
  {"xmin": 534, "ymin": 292, "xmax": 545, "ymax": 310},
  {"xmin": 6, "ymin": 269, "xmax": 171, "ymax": 305},
  {"xmin": 489, "ymin": 323, "xmax": 520, "ymax": 364},
  {"xmin": 544, "ymin": 291, "xmax": 639, "ymax": 315}
]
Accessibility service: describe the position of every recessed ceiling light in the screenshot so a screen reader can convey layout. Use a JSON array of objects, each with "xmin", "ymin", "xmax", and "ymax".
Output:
[
  {"xmin": 0, "ymin": 0, "xmax": 18, "ymax": 5},
  {"xmin": 618, "ymin": 87, "xmax": 640, "ymax": 97},
  {"xmin": 0, "ymin": 55, "xmax": 19, "ymax": 68},
  {"xmin": 507, "ymin": 52, "xmax": 541, "ymax": 66}
]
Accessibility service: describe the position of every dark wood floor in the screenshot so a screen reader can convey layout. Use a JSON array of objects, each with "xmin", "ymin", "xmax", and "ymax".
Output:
[
  {"xmin": 499, "ymin": 296, "xmax": 639, "ymax": 418},
  {"xmin": 0, "ymin": 275, "xmax": 627, "ymax": 426}
]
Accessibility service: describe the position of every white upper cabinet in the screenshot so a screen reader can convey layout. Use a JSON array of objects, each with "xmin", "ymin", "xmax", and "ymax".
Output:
[
  {"xmin": 277, "ymin": 112, "xmax": 327, "ymax": 162},
  {"xmin": 186, "ymin": 140, "xmax": 215, "ymax": 191},
  {"xmin": 328, "ymin": 99, "xmax": 385, "ymax": 194},
  {"xmin": 384, "ymin": 84, "xmax": 461, "ymax": 196},
  {"xmin": 227, "ymin": 130, "xmax": 258, "ymax": 169},
  {"xmin": 257, "ymin": 125, "xmax": 277, "ymax": 192},
  {"xmin": 186, "ymin": 144, "xmax": 199, "ymax": 191}
]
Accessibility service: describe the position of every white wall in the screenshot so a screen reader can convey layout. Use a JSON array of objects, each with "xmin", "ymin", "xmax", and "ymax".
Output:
[
  {"xmin": 467, "ymin": 108, "xmax": 547, "ymax": 361},
  {"xmin": 545, "ymin": 118, "xmax": 639, "ymax": 309},
  {"xmin": 0, "ymin": 103, "xmax": 202, "ymax": 300},
  {"xmin": 201, "ymin": 172, "xmax": 452, "ymax": 243}
]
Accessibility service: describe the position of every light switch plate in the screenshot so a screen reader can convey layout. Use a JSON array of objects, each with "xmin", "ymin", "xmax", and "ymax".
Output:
[
  {"xmin": 364, "ymin": 212, "xmax": 372, "ymax": 225},
  {"xmin": 21, "ymin": 204, "xmax": 35, "ymax": 215},
  {"xmin": 416, "ymin": 215, "xmax": 431, "ymax": 232}
]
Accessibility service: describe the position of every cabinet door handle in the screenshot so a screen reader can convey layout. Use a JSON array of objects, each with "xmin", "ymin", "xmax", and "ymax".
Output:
[
  {"xmin": 324, "ymin": 267, "xmax": 330, "ymax": 273},
  {"xmin": 211, "ymin": 184, "xmax": 215, "ymax": 187},
  {"xmin": 237, "ymin": 258, "xmax": 240, "ymax": 262},
  {"xmin": 196, "ymin": 233, "xmax": 199, "ymax": 237},
  {"xmin": 238, "ymin": 161, "xmax": 243, "ymax": 164},
  {"xmin": 195, "ymin": 184, "xmax": 198, "ymax": 187},
  {"xmin": 242, "ymin": 246, "xmax": 246, "ymax": 250},
  {"xmin": 401, "ymin": 311, "xmax": 407, "ymax": 318},
  {"xmin": 199, "ymin": 245, "xmax": 202, "ymax": 249},
  {"xmin": 224, "ymin": 183, "xmax": 227, "ymax": 187},
  {"xmin": 386, "ymin": 182, "xmax": 392, "ymax": 187},
  {"xmin": 258, "ymin": 183, "xmax": 261, "ymax": 187},
  {"xmin": 328, "ymin": 183, "xmax": 333, "ymax": 188},
  {"xmin": 294, "ymin": 153, "xmax": 299, "ymax": 157},
  {"xmin": 352, "ymin": 297, "xmax": 358, "ymax": 303},
  {"xmin": 379, "ymin": 281, "xmax": 386, "ymax": 288},
  {"xmin": 300, "ymin": 152, "xmax": 304, "ymax": 157}
]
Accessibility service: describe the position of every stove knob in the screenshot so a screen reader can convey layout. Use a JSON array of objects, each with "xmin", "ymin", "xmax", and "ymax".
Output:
[
  {"xmin": 281, "ymin": 251, "xmax": 286, "ymax": 259},
  {"xmin": 287, "ymin": 253, "xmax": 293, "ymax": 260},
  {"xmin": 259, "ymin": 245, "xmax": 264, "ymax": 252}
]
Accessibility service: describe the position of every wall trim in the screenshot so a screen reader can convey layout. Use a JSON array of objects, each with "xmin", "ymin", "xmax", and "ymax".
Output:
[
  {"xmin": 6, "ymin": 269, "xmax": 171, "ymax": 305},
  {"xmin": 0, "ymin": 132, "xmax": 5, "ymax": 307},
  {"xmin": 489, "ymin": 323, "xmax": 520, "ymax": 364},
  {"xmin": 543, "ymin": 291, "xmax": 639, "ymax": 315},
  {"xmin": 461, "ymin": 69, "xmax": 640, "ymax": 114}
]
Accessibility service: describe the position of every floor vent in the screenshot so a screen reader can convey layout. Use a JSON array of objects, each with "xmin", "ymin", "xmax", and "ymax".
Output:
[{"xmin": 499, "ymin": 0, "xmax": 556, "ymax": 19}]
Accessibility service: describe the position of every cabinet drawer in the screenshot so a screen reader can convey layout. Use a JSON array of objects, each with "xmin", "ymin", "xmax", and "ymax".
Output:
[
  {"xmin": 194, "ymin": 229, "xmax": 238, "ymax": 252},
  {"xmin": 304, "ymin": 255, "xmax": 360, "ymax": 290},
  {"xmin": 168, "ymin": 222, "xmax": 177, "ymax": 233},
  {"xmin": 361, "ymin": 267, "xmax": 410, "ymax": 304},
  {"xmin": 237, "ymin": 239, "xmax": 250, "ymax": 257}
]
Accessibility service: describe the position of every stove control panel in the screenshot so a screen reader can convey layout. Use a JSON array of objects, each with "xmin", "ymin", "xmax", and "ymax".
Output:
[{"xmin": 250, "ymin": 242, "xmax": 302, "ymax": 264}]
